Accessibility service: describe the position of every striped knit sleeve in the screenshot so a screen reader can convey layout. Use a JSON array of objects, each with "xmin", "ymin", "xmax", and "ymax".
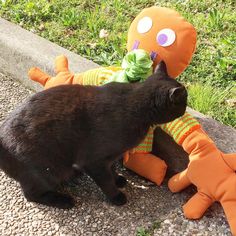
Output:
[
  {"xmin": 134, "ymin": 127, "xmax": 154, "ymax": 153},
  {"xmin": 159, "ymin": 112, "xmax": 201, "ymax": 145},
  {"xmin": 78, "ymin": 66, "xmax": 122, "ymax": 86}
]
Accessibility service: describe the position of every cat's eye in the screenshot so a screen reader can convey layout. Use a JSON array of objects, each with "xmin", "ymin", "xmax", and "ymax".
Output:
[
  {"xmin": 156, "ymin": 28, "xmax": 176, "ymax": 47},
  {"xmin": 137, "ymin": 17, "xmax": 153, "ymax": 34}
]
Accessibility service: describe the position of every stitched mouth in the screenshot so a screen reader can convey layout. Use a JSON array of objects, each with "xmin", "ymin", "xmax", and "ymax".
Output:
[
  {"xmin": 132, "ymin": 40, "xmax": 158, "ymax": 67},
  {"xmin": 150, "ymin": 51, "xmax": 157, "ymax": 61},
  {"xmin": 132, "ymin": 40, "xmax": 158, "ymax": 61},
  {"xmin": 132, "ymin": 40, "xmax": 140, "ymax": 50}
]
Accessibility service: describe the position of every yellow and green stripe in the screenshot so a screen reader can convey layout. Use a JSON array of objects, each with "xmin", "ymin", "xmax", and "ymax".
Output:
[
  {"xmin": 160, "ymin": 112, "xmax": 201, "ymax": 145},
  {"xmin": 80, "ymin": 67, "xmax": 122, "ymax": 86},
  {"xmin": 134, "ymin": 127, "xmax": 154, "ymax": 153}
]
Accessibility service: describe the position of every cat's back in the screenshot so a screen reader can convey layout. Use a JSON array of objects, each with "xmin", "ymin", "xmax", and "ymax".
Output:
[
  {"xmin": 25, "ymin": 84, "xmax": 97, "ymax": 116},
  {"xmin": 0, "ymin": 85, "xmax": 98, "ymax": 138}
]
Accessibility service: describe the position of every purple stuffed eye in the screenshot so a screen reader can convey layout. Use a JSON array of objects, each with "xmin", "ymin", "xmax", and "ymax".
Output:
[{"xmin": 156, "ymin": 28, "xmax": 176, "ymax": 47}]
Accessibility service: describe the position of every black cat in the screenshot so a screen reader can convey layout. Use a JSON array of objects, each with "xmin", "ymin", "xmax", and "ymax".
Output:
[{"xmin": 0, "ymin": 62, "xmax": 187, "ymax": 209}]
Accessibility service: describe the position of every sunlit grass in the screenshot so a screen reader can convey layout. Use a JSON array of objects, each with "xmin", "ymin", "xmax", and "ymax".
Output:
[
  {"xmin": 188, "ymin": 83, "xmax": 235, "ymax": 127},
  {"xmin": 0, "ymin": 0, "xmax": 235, "ymax": 126}
]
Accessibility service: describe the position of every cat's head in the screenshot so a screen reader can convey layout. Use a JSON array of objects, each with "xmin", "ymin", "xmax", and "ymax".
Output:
[{"xmin": 147, "ymin": 61, "xmax": 188, "ymax": 124}]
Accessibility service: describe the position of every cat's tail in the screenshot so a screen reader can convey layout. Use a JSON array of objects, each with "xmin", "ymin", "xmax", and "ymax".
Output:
[
  {"xmin": 0, "ymin": 141, "xmax": 22, "ymax": 180},
  {"xmin": 0, "ymin": 140, "xmax": 5, "ymax": 161},
  {"xmin": 0, "ymin": 140, "xmax": 11, "ymax": 171}
]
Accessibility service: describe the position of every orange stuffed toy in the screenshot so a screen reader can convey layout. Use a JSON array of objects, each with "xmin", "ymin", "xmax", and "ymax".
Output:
[
  {"xmin": 126, "ymin": 10, "xmax": 236, "ymax": 235},
  {"xmin": 168, "ymin": 129, "xmax": 236, "ymax": 235},
  {"xmin": 28, "ymin": 6, "xmax": 236, "ymax": 234},
  {"xmin": 127, "ymin": 10, "xmax": 236, "ymax": 234},
  {"xmin": 29, "ymin": 7, "xmax": 197, "ymax": 187}
]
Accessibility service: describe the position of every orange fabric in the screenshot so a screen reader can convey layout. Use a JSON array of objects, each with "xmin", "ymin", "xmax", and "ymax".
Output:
[
  {"xmin": 28, "ymin": 55, "xmax": 82, "ymax": 89},
  {"xmin": 123, "ymin": 152, "xmax": 167, "ymax": 186},
  {"xmin": 168, "ymin": 128, "xmax": 236, "ymax": 235},
  {"xmin": 127, "ymin": 6, "xmax": 197, "ymax": 78},
  {"xmin": 177, "ymin": 124, "xmax": 201, "ymax": 145},
  {"xmin": 55, "ymin": 54, "xmax": 69, "ymax": 73},
  {"xmin": 28, "ymin": 67, "xmax": 51, "ymax": 86}
]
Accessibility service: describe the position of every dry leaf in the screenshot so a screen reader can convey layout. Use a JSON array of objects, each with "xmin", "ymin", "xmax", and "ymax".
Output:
[
  {"xmin": 88, "ymin": 43, "xmax": 97, "ymax": 49},
  {"xmin": 226, "ymin": 99, "xmax": 236, "ymax": 108}
]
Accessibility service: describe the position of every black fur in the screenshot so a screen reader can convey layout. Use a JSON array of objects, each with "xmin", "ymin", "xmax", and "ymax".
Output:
[{"xmin": 0, "ymin": 62, "xmax": 187, "ymax": 208}]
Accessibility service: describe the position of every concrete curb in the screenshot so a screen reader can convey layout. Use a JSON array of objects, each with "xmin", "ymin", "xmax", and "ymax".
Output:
[
  {"xmin": 0, "ymin": 18, "xmax": 99, "ymax": 92},
  {"xmin": 0, "ymin": 17, "xmax": 235, "ymax": 173}
]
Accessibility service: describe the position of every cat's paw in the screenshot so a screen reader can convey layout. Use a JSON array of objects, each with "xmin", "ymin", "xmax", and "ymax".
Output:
[
  {"xmin": 54, "ymin": 193, "xmax": 75, "ymax": 209},
  {"xmin": 40, "ymin": 192, "xmax": 75, "ymax": 209},
  {"xmin": 110, "ymin": 191, "xmax": 127, "ymax": 206},
  {"xmin": 115, "ymin": 175, "xmax": 127, "ymax": 188}
]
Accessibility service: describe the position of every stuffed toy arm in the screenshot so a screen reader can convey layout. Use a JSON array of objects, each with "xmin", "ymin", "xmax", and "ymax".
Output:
[
  {"xmin": 29, "ymin": 55, "xmax": 78, "ymax": 88},
  {"xmin": 162, "ymin": 114, "xmax": 236, "ymax": 235},
  {"xmin": 29, "ymin": 50, "xmax": 153, "ymax": 88},
  {"xmin": 28, "ymin": 55, "xmax": 121, "ymax": 88}
]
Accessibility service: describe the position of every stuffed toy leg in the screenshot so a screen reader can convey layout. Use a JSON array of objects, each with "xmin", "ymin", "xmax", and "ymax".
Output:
[
  {"xmin": 123, "ymin": 126, "xmax": 167, "ymax": 185},
  {"xmin": 28, "ymin": 54, "xmax": 167, "ymax": 186},
  {"xmin": 164, "ymin": 116, "xmax": 236, "ymax": 235}
]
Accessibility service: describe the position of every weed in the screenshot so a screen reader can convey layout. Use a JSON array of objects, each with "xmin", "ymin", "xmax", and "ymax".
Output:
[
  {"xmin": 136, "ymin": 221, "xmax": 161, "ymax": 236},
  {"xmin": 188, "ymin": 83, "xmax": 236, "ymax": 127},
  {"xmin": 208, "ymin": 8, "xmax": 225, "ymax": 29},
  {"xmin": 60, "ymin": 8, "xmax": 82, "ymax": 29},
  {"xmin": 136, "ymin": 227, "xmax": 151, "ymax": 236}
]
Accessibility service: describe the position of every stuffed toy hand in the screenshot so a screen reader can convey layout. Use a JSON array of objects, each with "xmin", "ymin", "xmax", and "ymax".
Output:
[
  {"xmin": 28, "ymin": 55, "xmax": 116, "ymax": 88},
  {"xmin": 168, "ymin": 128, "xmax": 236, "ymax": 235},
  {"xmin": 29, "ymin": 55, "xmax": 77, "ymax": 89}
]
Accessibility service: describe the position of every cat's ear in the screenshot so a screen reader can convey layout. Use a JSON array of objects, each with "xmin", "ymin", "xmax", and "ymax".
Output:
[
  {"xmin": 154, "ymin": 61, "xmax": 168, "ymax": 76},
  {"xmin": 169, "ymin": 86, "xmax": 187, "ymax": 103}
]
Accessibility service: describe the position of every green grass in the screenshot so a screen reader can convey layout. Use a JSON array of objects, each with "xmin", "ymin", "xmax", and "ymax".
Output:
[
  {"xmin": 136, "ymin": 228, "xmax": 151, "ymax": 236},
  {"xmin": 0, "ymin": 0, "xmax": 235, "ymax": 127},
  {"xmin": 188, "ymin": 83, "xmax": 236, "ymax": 127},
  {"xmin": 136, "ymin": 221, "xmax": 161, "ymax": 236}
]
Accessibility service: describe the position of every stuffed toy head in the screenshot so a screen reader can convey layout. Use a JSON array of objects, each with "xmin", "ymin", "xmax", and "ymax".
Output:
[{"xmin": 127, "ymin": 6, "xmax": 197, "ymax": 78}]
